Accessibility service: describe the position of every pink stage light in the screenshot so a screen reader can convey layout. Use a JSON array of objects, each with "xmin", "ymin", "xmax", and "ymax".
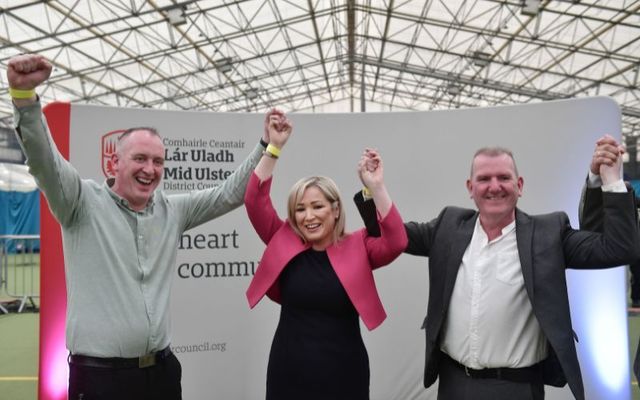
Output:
[{"xmin": 43, "ymin": 341, "xmax": 68, "ymax": 398}]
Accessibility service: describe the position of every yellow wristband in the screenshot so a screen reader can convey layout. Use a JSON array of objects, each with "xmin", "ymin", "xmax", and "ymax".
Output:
[
  {"xmin": 9, "ymin": 87, "xmax": 36, "ymax": 99},
  {"xmin": 262, "ymin": 150, "xmax": 278, "ymax": 159},
  {"xmin": 362, "ymin": 187, "xmax": 372, "ymax": 199},
  {"xmin": 266, "ymin": 144, "xmax": 281, "ymax": 158}
]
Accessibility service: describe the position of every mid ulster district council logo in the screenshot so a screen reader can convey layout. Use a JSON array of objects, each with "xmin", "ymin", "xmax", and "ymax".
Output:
[{"xmin": 101, "ymin": 129, "xmax": 125, "ymax": 178}]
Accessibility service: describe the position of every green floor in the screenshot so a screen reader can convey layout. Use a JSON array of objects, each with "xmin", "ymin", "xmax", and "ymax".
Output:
[
  {"xmin": 1, "ymin": 251, "xmax": 40, "ymax": 400},
  {"xmin": 0, "ymin": 312, "xmax": 38, "ymax": 400},
  {"xmin": 0, "ymin": 311, "xmax": 638, "ymax": 400}
]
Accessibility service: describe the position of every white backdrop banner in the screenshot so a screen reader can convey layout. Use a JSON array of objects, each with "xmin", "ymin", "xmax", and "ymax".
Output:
[{"xmin": 60, "ymin": 96, "xmax": 628, "ymax": 400}]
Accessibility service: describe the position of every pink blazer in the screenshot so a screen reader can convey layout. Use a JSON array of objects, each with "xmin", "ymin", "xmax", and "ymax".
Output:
[{"xmin": 244, "ymin": 173, "xmax": 407, "ymax": 330}]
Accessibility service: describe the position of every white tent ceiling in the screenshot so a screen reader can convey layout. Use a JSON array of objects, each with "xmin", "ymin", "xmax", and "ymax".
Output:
[{"xmin": 0, "ymin": 0, "xmax": 638, "ymax": 140}]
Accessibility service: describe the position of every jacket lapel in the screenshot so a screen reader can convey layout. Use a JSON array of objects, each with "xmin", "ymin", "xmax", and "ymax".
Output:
[
  {"xmin": 515, "ymin": 209, "xmax": 535, "ymax": 300},
  {"xmin": 246, "ymin": 224, "xmax": 309, "ymax": 307},
  {"xmin": 443, "ymin": 213, "xmax": 477, "ymax": 304}
]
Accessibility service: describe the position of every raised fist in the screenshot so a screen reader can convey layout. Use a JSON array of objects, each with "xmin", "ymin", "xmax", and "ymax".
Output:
[{"xmin": 7, "ymin": 54, "xmax": 52, "ymax": 90}]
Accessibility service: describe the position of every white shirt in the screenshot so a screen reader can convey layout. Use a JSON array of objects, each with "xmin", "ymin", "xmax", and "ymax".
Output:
[{"xmin": 440, "ymin": 218, "xmax": 547, "ymax": 369}]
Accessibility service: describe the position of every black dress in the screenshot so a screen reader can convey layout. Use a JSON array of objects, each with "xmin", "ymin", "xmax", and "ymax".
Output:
[{"xmin": 266, "ymin": 248, "xmax": 369, "ymax": 400}]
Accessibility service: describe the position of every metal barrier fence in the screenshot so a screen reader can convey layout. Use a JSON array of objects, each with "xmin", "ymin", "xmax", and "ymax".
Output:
[{"xmin": 0, "ymin": 234, "xmax": 40, "ymax": 313}]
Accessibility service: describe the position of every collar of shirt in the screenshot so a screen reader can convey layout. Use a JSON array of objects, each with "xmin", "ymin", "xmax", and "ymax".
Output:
[
  {"xmin": 104, "ymin": 178, "xmax": 155, "ymax": 213},
  {"xmin": 475, "ymin": 217, "xmax": 516, "ymax": 247}
]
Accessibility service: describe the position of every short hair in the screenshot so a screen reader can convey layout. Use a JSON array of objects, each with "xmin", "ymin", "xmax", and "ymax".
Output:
[
  {"xmin": 470, "ymin": 146, "xmax": 519, "ymax": 177},
  {"xmin": 116, "ymin": 127, "xmax": 161, "ymax": 155},
  {"xmin": 286, "ymin": 176, "xmax": 346, "ymax": 245}
]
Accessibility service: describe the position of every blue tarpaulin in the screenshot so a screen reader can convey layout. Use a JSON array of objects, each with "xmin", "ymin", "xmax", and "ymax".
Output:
[
  {"xmin": 629, "ymin": 180, "xmax": 640, "ymax": 198},
  {"xmin": 0, "ymin": 189, "xmax": 40, "ymax": 252}
]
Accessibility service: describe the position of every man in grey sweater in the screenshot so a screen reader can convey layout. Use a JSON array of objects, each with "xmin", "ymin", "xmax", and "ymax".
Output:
[{"xmin": 7, "ymin": 53, "xmax": 276, "ymax": 400}]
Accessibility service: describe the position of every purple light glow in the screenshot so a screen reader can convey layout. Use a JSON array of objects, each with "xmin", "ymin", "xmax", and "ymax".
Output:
[{"xmin": 41, "ymin": 320, "xmax": 68, "ymax": 399}]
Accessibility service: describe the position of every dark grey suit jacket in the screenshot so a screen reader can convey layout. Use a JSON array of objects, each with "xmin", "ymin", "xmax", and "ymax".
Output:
[{"xmin": 355, "ymin": 191, "xmax": 639, "ymax": 400}]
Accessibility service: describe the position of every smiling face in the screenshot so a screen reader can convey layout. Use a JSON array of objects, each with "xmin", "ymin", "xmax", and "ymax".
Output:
[
  {"xmin": 294, "ymin": 186, "xmax": 340, "ymax": 250},
  {"xmin": 466, "ymin": 151, "xmax": 523, "ymax": 228},
  {"xmin": 287, "ymin": 177, "xmax": 345, "ymax": 250},
  {"xmin": 111, "ymin": 129, "xmax": 165, "ymax": 211}
]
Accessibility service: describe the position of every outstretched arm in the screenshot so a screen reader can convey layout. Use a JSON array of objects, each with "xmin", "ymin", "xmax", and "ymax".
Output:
[
  {"xmin": 572, "ymin": 134, "xmax": 639, "ymax": 267},
  {"xmin": 243, "ymin": 109, "xmax": 293, "ymax": 243},
  {"xmin": 180, "ymin": 109, "xmax": 288, "ymax": 229},
  {"xmin": 7, "ymin": 54, "xmax": 85, "ymax": 226},
  {"xmin": 357, "ymin": 149, "xmax": 407, "ymax": 266}
]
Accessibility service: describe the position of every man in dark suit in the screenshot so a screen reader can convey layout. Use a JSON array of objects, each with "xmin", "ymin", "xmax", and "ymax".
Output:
[{"xmin": 355, "ymin": 138, "xmax": 638, "ymax": 400}]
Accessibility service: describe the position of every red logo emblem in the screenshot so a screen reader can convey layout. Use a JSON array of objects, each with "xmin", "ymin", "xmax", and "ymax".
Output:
[{"xmin": 101, "ymin": 130, "xmax": 125, "ymax": 177}]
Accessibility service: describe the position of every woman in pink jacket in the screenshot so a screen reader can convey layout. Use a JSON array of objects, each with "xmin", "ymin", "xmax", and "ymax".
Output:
[{"xmin": 245, "ymin": 110, "xmax": 407, "ymax": 400}]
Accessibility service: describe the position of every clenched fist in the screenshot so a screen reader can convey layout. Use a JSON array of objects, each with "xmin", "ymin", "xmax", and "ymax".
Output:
[{"xmin": 7, "ymin": 54, "xmax": 52, "ymax": 90}]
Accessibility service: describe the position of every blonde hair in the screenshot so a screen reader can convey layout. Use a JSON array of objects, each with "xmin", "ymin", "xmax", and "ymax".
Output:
[{"xmin": 287, "ymin": 176, "xmax": 346, "ymax": 245}]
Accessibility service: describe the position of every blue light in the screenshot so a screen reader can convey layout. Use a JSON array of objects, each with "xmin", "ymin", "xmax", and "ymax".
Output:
[{"xmin": 567, "ymin": 266, "xmax": 630, "ymax": 399}]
